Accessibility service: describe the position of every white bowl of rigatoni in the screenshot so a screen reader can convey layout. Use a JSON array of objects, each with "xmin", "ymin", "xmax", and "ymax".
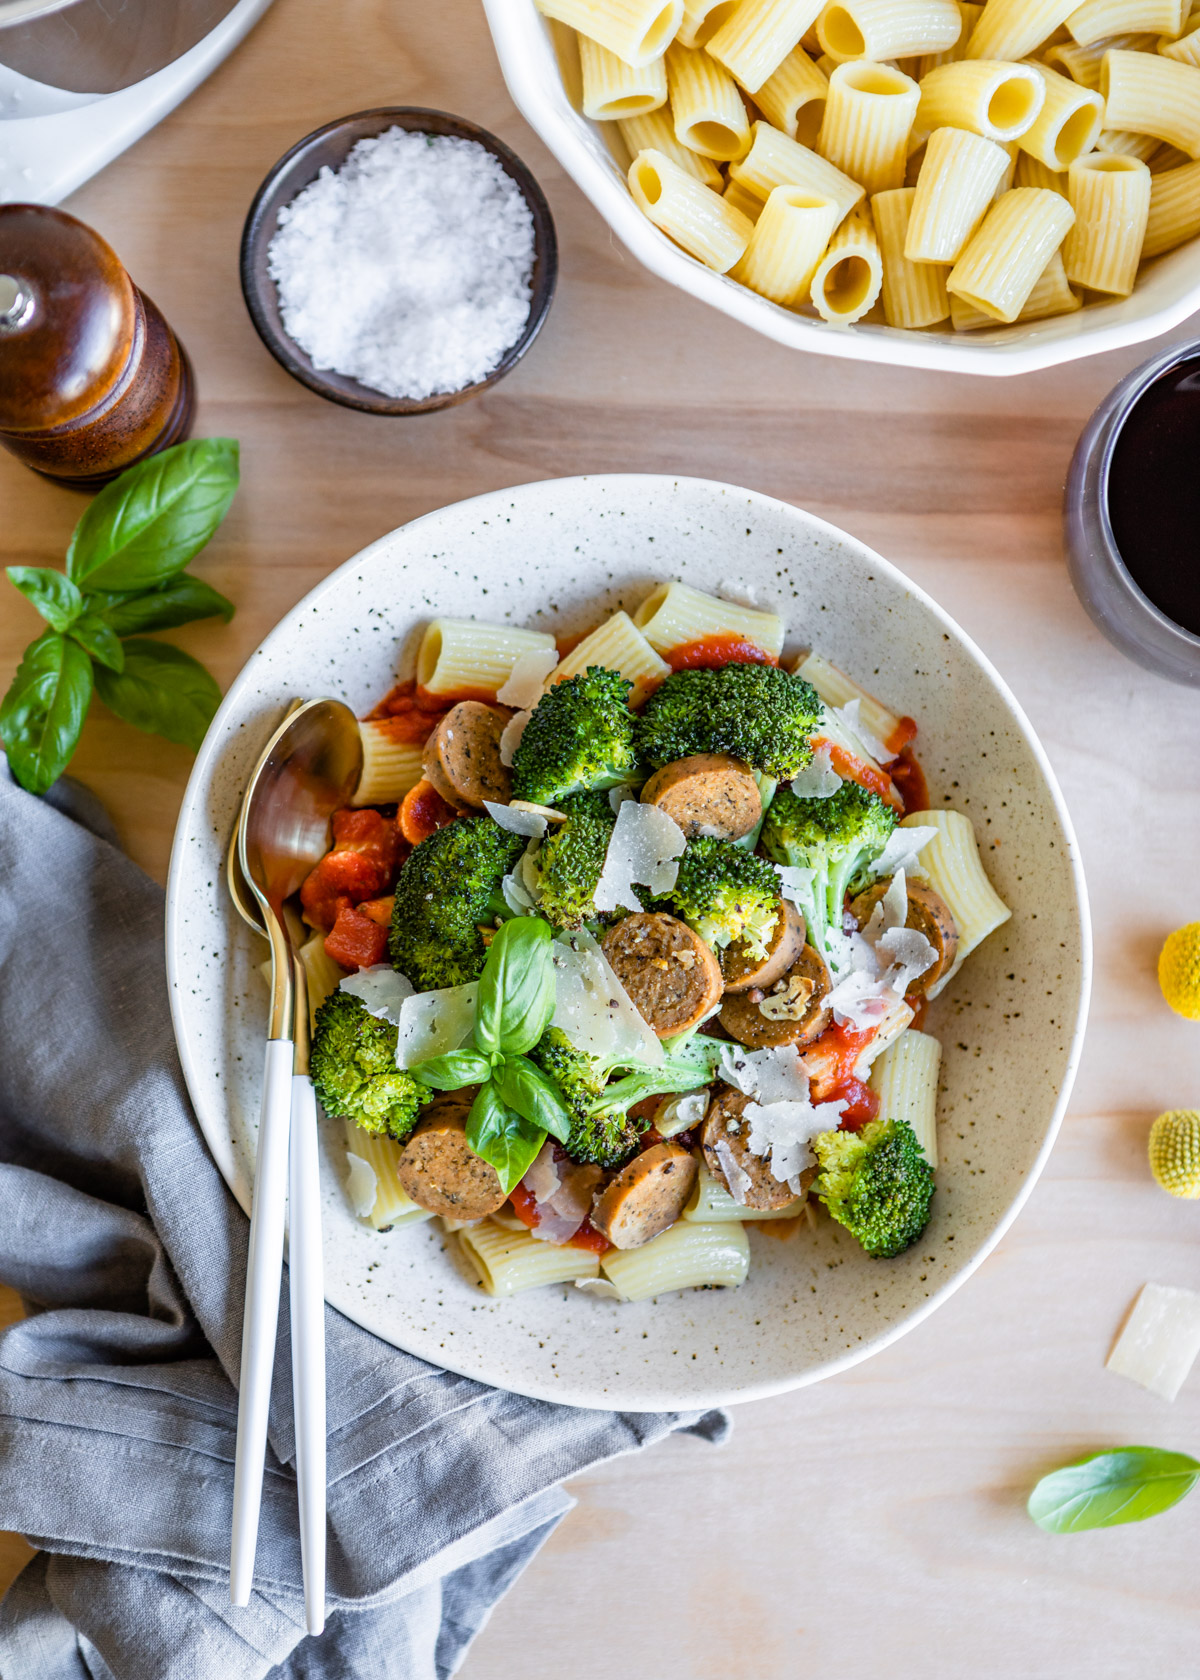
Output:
[{"xmin": 482, "ymin": 0, "xmax": 1200, "ymax": 373}]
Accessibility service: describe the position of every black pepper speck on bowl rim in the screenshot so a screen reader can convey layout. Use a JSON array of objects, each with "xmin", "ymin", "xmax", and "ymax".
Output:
[{"xmin": 239, "ymin": 107, "xmax": 558, "ymax": 415}]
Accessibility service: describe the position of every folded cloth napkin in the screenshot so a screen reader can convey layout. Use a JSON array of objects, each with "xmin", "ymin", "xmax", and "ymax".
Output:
[{"xmin": 0, "ymin": 762, "xmax": 727, "ymax": 1680}]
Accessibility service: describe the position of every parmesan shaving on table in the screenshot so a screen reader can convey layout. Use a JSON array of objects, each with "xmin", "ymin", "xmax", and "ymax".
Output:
[{"xmin": 1107, "ymin": 1283, "xmax": 1200, "ymax": 1401}]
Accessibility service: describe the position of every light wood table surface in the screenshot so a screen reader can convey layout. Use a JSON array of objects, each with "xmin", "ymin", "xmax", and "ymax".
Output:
[{"xmin": 4, "ymin": 1, "xmax": 1200, "ymax": 1672}]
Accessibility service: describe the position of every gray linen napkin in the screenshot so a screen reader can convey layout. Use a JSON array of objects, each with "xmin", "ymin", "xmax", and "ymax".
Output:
[{"xmin": 0, "ymin": 761, "xmax": 727, "ymax": 1680}]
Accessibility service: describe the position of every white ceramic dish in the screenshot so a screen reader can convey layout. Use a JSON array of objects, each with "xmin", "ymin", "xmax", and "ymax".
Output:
[
  {"xmin": 167, "ymin": 474, "xmax": 1090, "ymax": 1410},
  {"xmin": 481, "ymin": 0, "xmax": 1200, "ymax": 378}
]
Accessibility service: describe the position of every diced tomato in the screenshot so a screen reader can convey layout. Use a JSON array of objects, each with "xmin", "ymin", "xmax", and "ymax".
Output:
[
  {"xmin": 891, "ymin": 744, "xmax": 930, "ymax": 816},
  {"xmin": 359, "ymin": 896, "xmax": 394, "ymax": 927},
  {"xmin": 508, "ymin": 1183, "xmax": 610, "ymax": 1253},
  {"xmin": 568, "ymin": 1218, "xmax": 610, "ymax": 1254},
  {"xmin": 664, "ymin": 635, "xmax": 776, "ymax": 672},
  {"xmin": 301, "ymin": 808, "xmax": 404, "ymax": 930},
  {"xmin": 831, "ymin": 1078, "xmax": 881, "ymax": 1131},
  {"xmin": 800, "ymin": 1020, "xmax": 876, "ymax": 1102},
  {"xmin": 815, "ymin": 737, "xmax": 905, "ymax": 813},
  {"xmin": 324, "ymin": 904, "xmax": 389, "ymax": 969},
  {"xmin": 508, "ymin": 1183, "xmax": 539, "ymax": 1229},
  {"xmin": 399, "ymin": 779, "xmax": 459, "ymax": 845}
]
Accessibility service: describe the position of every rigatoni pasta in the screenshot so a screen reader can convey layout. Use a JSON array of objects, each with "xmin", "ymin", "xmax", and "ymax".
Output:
[
  {"xmin": 754, "ymin": 42, "xmax": 832, "ymax": 140},
  {"xmin": 633, "ymin": 578, "xmax": 787, "ymax": 656},
  {"xmin": 1019, "ymin": 61, "xmax": 1105, "ymax": 167},
  {"xmin": 351, "ymin": 718, "xmax": 426, "ymax": 807},
  {"xmin": 458, "ymin": 1220, "xmax": 602, "ymax": 1295},
  {"xmin": 817, "ymin": 0, "xmax": 964, "ymax": 61},
  {"xmin": 901, "ymin": 807, "xmax": 1012, "ymax": 986},
  {"xmin": 918, "ymin": 0, "xmax": 983, "ymax": 71},
  {"xmin": 915, "ymin": 58, "xmax": 1046, "ymax": 138},
  {"xmin": 868, "ymin": 1030, "xmax": 942, "ymax": 1165},
  {"xmin": 1062, "ymin": 149, "xmax": 1151, "ymax": 291},
  {"xmin": 906, "ymin": 126, "xmax": 1014, "ymax": 258},
  {"xmin": 817, "ymin": 60, "xmax": 922, "ymax": 193},
  {"xmin": 950, "ymin": 243, "xmax": 1079, "ymax": 320},
  {"xmin": 965, "ymin": 0, "xmax": 1077, "ymax": 60},
  {"xmin": 1100, "ymin": 47, "xmax": 1200, "ymax": 154},
  {"xmin": 618, "ymin": 106, "xmax": 724, "ymax": 182},
  {"xmin": 874, "ymin": 184, "xmax": 953, "ymax": 321},
  {"xmin": 1142, "ymin": 155, "xmax": 1200, "ymax": 251},
  {"xmin": 731, "ymin": 118, "xmax": 867, "ymax": 216},
  {"xmin": 579, "ymin": 33, "xmax": 669, "ymax": 116},
  {"xmin": 1064, "ymin": 0, "xmax": 1184, "ymax": 41},
  {"xmin": 547, "ymin": 609, "xmax": 672, "ymax": 704},
  {"xmin": 677, "ymin": 0, "xmax": 741, "ymax": 44},
  {"xmin": 808, "ymin": 201, "xmax": 886, "ymax": 316},
  {"xmin": 730, "ymin": 184, "xmax": 841, "ymax": 299},
  {"xmin": 600, "ymin": 1220, "xmax": 751, "ymax": 1297},
  {"xmin": 534, "ymin": 0, "xmax": 685, "ymax": 63},
  {"xmin": 666, "ymin": 40, "xmax": 753, "ymax": 155},
  {"xmin": 1043, "ymin": 31, "xmax": 1156, "ymax": 87},
  {"xmin": 628, "ymin": 147, "xmax": 755, "ymax": 267},
  {"xmin": 706, "ymin": 0, "xmax": 823, "ymax": 90},
  {"xmin": 946, "ymin": 185, "xmax": 1075, "ymax": 319},
  {"xmin": 417, "ymin": 619, "xmax": 557, "ymax": 699}
]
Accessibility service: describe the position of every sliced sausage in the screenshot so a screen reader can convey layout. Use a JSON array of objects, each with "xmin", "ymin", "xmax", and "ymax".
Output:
[
  {"xmin": 422, "ymin": 702, "xmax": 511, "ymax": 810},
  {"xmin": 849, "ymin": 877, "xmax": 958, "ymax": 997},
  {"xmin": 601, "ymin": 912, "xmax": 724, "ymax": 1038},
  {"xmin": 591, "ymin": 1141, "xmax": 698, "ymax": 1249},
  {"xmin": 395, "ymin": 1088, "xmax": 506, "ymax": 1219},
  {"xmin": 719, "ymin": 943, "xmax": 832, "ymax": 1049},
  {"xmin": 640, "ymin": 753, "xmax": 761, "ymax": 841},
  {"xmin": 721, "ymin": 897, "xmax": 807, "ymax": 994},
  {"xmin": 701, "ymin": 1088, "xmax": 810, "ymax": 1211}
]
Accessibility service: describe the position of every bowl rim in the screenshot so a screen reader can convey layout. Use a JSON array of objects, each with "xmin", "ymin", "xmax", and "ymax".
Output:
[{"xmin": 238, "ymin": 104, "xmax": 558, "ymax": 414}]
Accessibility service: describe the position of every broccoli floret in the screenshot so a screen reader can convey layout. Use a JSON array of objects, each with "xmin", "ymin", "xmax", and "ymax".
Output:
[
  {"xmin": 528, "ymin": 1026, "xmax": 643, "ymax": 1166},
  {"xmin": 389, "ymin": 817, "xmax": 526, "ymax": 990},
  {"xmin": 529, "ymin": 790, "xmax": 616, "ymax": 929},
  {"xmin": 657, "ymin": 835, "xmax": 781, "ymax": 959},
  {"xmin": 813, "ymin": 1118, "xmax": 933, "ymax": 1257},
  {"xmin": 310, "ymin": 990, "xmax": 424, "ymax": 1142},
  {"xmin": 634, "ymin": 663, "xmax": 822, "ymax": 779},
  {"xmin": 511, "ymin": 667, "xmax": 638, "ymax": 805},
  {"xmin": 759, "ymin": 779, "xmax": 896, "ymax": 961}
]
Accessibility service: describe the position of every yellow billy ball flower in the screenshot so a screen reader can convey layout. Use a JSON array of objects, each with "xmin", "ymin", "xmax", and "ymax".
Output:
[
  {"xmin": 1148, "ymin": 1110, "xmax": 1200, "ymax": 1199},
  {"xmin": 1159, "ymin": 923, "xmax": 1200, "ymax": 1021}
]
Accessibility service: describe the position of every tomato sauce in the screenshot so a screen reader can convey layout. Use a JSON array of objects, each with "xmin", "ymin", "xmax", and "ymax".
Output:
[
  {"xmin": 366, "ymin": 679, "xmax": 455, "ymax": 745},
  {"xmin": 815, "ymin": 737, "xmax": 904, "ymax": 812},
  {"xmin": 665, "ymin": 635, "xmax": 776, "ymax": 672},
  {"xmin": 890, "ymin": 744, "xmax": 929, "ymax": 816},
  {"xmin": 801, "ymin": 1020, "xmax": 876, "ymax": 1102},
  {"xmin": 508, "ymin": 1182, "xmax": 610, "ymax": 1253},
  {"xmin": 828, "ymin": 1077, "xmax": 880, "ymax": 1131},
  {"xmin": 885, "ymin": 715, "xmax": 918, "ymax": 757}
]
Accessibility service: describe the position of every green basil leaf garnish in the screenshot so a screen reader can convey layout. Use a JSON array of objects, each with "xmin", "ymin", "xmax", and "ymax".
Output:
[
  {"xmin": 493, "ymin": 1054, "xmax": 572, "ymax": 1143},
  {"xmin": 96, "ymin": 575, "xmax": 235, "ymax": 635},
  {"xmin": 464, "ymin": 1083, "xmax": 545, "ymax": 1195},
  {"xmin": 94, "ymin": 638, "xmax": 220, "ymax": 750},
  {"xmin": 5, "ymin": 567, "xmax": 83, "ymax": 633},
  {"xmin": 67, "ymin": 614, "xmax": 125, "ymax": 673},
  {"xmin": 0, "ymin": 631, "xmax": 93, "ymax": 796},
  {"xmin": 474, "ymin": 916, "xmax": 556, "ymax": 1057},
  {"xmin": 1028, "ymin": 1447, "xmax": 1200, "ymax": 1533},
  {"xmin": 410, "ymin": 1049, "xmax": 492, "ymax": 1090}
]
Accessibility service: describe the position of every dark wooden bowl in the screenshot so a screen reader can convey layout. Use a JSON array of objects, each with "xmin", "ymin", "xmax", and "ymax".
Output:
[{"xmin": 239, "ymin": 108, "xmax": 557, "ymax": 415}]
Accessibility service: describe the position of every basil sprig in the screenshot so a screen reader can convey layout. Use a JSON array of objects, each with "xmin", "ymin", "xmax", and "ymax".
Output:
[
  {"xmin": 410, "ymin": 918, "xmax": 569, "ymax": 1193},
  {"xmin": 1029, "ymin": 1447, "xmax": 1200, "ymax": 1533},
  {"xmin": 1, "ymin": 440, "xmax": 238, "ymax": 795}
]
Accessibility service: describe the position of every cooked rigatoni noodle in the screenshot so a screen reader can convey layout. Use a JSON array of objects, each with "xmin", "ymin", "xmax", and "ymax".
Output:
[
  {"xmin": 618, "ymin": 108, "xmax": 724, "ymax": 183},
  {"xmin": 817, "ymin": 0, "xmax": 962, "ymax": 62},
  {"xmin": 906, "ymin": 127, "xmax": 1013, "ymax": 258},
  {"xmin": 854, "ymin": 995, "xmax": 915, "ymax": 1076},
  {"xmin": 900, "ymin": 808, "xmax": 1011, "ymax": 991},
  {"xmin": 628, "ymin": 148, "xmax": 755, "ymax": 268},
  {"xmin": 600, "ymin": 1219, "xmax": 750, "ymax": 1298},
  {"xmin": 458, "ymin": 1220, "xmax": 601, "ymax": 1295},
  {"xmin": 351, "ymin": 718, "xmax": 425, "ymax": 806},
  {"xmin": 809, "ymin": 202, "xmax": 885, "ymax": 318},
  {"xmin": 1101, "ymin": 48, "xmax": 1200, "ymax": 153},
  {"xmin": 794, "ymin": 648, "xmax": 911, "ymax": 754},
  {"xmin": 1044, "ymin": 30, "xmax": 1156, "ymax": 86},
  {"xmin": 1018, "ymin": 61, "xmax": 1104, "ymax": 167},
  {"xmin": 1062, "ymin": 151, "xmax": 1151, "ymax": 290},
  {"xmin": 579, "ymin": 34, "xmax": 668, "ymax": 116},
  {"xmin": 685, "ymin": 1163, "xmax": 806, "ymax": 1219},
  {"xmin": 1161, "ymin": 18, "xmax": 1200, "ymax": 61},
  {"xmin": 633, "ymin": 579, "xmax": 786, "ymax": 656},
  {"xmin": 947, "ymin": 185, "xmax": 1074, "ymax": 318},
  {"xmin": 1065, "ymin": 0, "xmax": 1184, "ymax": 43},
  {"xmin": 707, "ymin": 0, "xmax": 823, "ymax": 91},
  {"xmin": 1148, "ymin": 140, "xmax": 1193, "ymax": 168},
  {"xmin": 665, "ymin": 41, "xmax": 752, "ymax": 156},
  {"xmin": 730, "ymin": 120, "xmax": 866, "ymax": 218},
  {"xmin": 677, "ymin": 0, "xmax": 740, "ymax": 45},
  {"xmin": 919, "ymin": 0, "xmax": 983, "ymax": 72},
  {"xmin": 1014, "ymin": 149, "xmax": 1068, "ymax": 188},
  {"xmin": 905, "ymin": 136, "xmax": 929, "ymax": 181},
  {"xmin": 818, "ymin": 61, "xmax": 921, "ymax": 193},
  {"xmin": 298, "ymin": 933, "xmax": 346, "ymax": 1030},
  {"xmin": 547, "ymin": 607, "xmax": 671, "ymax": 704},
  {"xmin": 534, "ymin": 0, "xmax": 684, "ymax": 64},
  {"xmin": 730, "ymin": 184, "xmax": 841, "ymax": 300},
  {"xmin": 1142, "ymin": 156, "xmax": 1200, "ymax": 251},
  {"xmin": 344, "ymin": 1125, "xmax": 435, "ymax": 1231},
  {"xmin": 868, "ymin": 1030, "xmax": 942, "ymax": 1166},
  {"xmin": 995, "ymin": 135, "xmax": 1021, "ymax": 191},
  {"xmin": 417, "ymin": 618, "xmax": 556, "ymax": 698},
  {"xmin": 725, "ymin": 176, "xmax": 767, "ymax": 217},
  {"xmin": 950, "ymin": 245, "xmax": 1079, "ymax": 320},
  {"xmin": 755, "ymin": 43, "xmax": 831, "ymax": 142},
  {"xmin": 916, "ymin": 59, "xmax": 1046, "ymax": 138},
  {"xmin": 1098, "ymin": 127, "xmax": 1165, "ymax": 159},
  {"xmin": 965, "ymin": 0, "xmax": 1077, "ymax": 60},
  {"xmin": 873, "ymin": 185, "xmax": 953, "ymax": 323}
]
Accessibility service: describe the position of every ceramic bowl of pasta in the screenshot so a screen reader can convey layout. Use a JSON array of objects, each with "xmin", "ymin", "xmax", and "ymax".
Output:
[
  {"xmin": 167, "ymin": 474, "xmax": 1090, "ymax": 1409},
  {"xmin": 480, "ymin": 0, "xmax": 1200, "ymax": 374}
]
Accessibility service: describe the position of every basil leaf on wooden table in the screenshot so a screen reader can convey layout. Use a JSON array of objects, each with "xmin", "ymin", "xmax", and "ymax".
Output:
[
  {"xmin": 0, "ymin": 632, "xmax": 93, "ymax": 797},
  {"xmin": 67, "ymin": 614, "xmax": 125, "ymax": 673},
  {"xmin": 493, "ymin": 1054, "xmax": 572, "ymax": 1143},
  {"xmin": 1028, "ymin": 1447, "xmax": 1200, "ymax": 1533},
  {"xmin": 465, "ymin": 1084, "xmax": 545, "ymax": 1195},
  {"xmin": 5, "ymin": 567, "xmax": 84, "ymax": 632},
  {"xmin": 474, "ymin": 916, "xmax": 557, "ymax": 1057},
  {"xmin": 66, "ymin": 438, "xmax": 239, "ymax": 592},
  {"xmin": 97, "ymin": 575, "xmax": 235, "ymax": 635},
  {"xmin": 410, "ymin": 1048, "xmax": 492, "ymax": 1090},
  {"xmin": 94, "ymin": 639, "xmax": 220, "ymax": 750}
]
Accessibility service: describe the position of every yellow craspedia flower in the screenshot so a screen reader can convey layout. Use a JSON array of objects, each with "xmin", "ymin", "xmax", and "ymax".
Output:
[
  {"xmin": 1149, "ymin": 1110, "xmax": 1200, "ymax": 1199},
  {"xmin": 1159, "ymin": 923, "xmax": 1200, "ymax": 1021}
]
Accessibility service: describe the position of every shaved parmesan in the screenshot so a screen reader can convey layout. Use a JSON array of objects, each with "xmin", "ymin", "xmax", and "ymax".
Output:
[
  {"xmin": 395, "ymin": 983, "xmax": 478, "ymax": 1069},
  {"xmin": 826, "ymin": 966, "xmax": 894, "ymax": 1030},
  {"xmin": 878, "ymin": 926, "xmax": 936, "ymax": 994},
  {"xmin": 501, "ymin": 858, "xmax": 538, "ymax": 916},
  {"xmin": 717, "ymin": 1043, "xmax": 811, "ymax": 1104},
  {"xmin": 655, "ymin": 1088, "xmax": 710, "ymax": 1138},
  {"xmin": 608, "ymin": 784, "xmax": 640, "ymax": 814},
  {"xmin": 499, "ymin": 709, "xmax": 531, "ymax": 767},
  {"xmin": 550, "ymin": 929, "xmax": 663, "ymax": 1067},
  {"xmin": 1107, "ymin": 1283, "xmax": 1200, "ymax": 1401},
  {"xmin": 593, "ymin": 800, "xmax": 685, "ymax": 914},
  {"xmin": 497, "ymin": 647, "xmax": 559, "ymax": 709},
  {"xmin": 744, "ymin": 1096, "xmax": 846, "ymax": 1190},
  {"xmin": 718, "ymin": 580, "xmax": 760, "ymax": 608},
  {"xmin": 521, "ymin": 1142, "xmax": 602, "ymax": 1244},
  {"xmin": 340, "ymin": 965, "xmax": 413, "ymax": 1026},
  {"xmin": 789, "ymin": 742, "xmax": 842, "ymax": 800},
  {"xmin": 484, "ymin": 799, "xmax": 547, "ymax": 839},
  {"xmin": 871, "ymin": 825, "xmax": 938, "ymax": 881},
  {"xmin": 344, "ymin": 1152, "xmax": 379, "ymax": 1219},
  {"xmin": 575, "ymin": 1277, "xmax": 622, "ymax": 1298},
  {"xmin": 714, "ymin": 1138, "xmax": 753, "ymax": 1205},
  {"xmin": 836, "ymin": 698, "xmax": 892, "ymax": 765},
  {"xmin": 775, "ymin": 862, "xmax": 816, "ymax": 912}
]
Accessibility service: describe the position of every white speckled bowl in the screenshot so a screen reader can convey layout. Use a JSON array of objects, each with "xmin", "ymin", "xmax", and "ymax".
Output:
[{"xmin": 167, "ymin": 475, "xmax": 1090, "ymax": 1410}]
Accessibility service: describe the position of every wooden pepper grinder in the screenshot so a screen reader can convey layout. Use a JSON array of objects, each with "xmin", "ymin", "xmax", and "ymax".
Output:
[{"xmin": 0, "ymin": 203, "xmax": 195, "ymax": 488}]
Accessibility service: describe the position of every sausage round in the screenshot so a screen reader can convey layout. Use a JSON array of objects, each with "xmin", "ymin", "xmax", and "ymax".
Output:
[
  {"xmin": 719, "ymin": 943, "xmax": 832, "ymax": 1048},
  {"xmin": 591, "ymin": 1141, "xmax": 698, "ymax": 1249},
  {"xmin": 395, "ymin": 1088, "xmax": 507, "ymax": 1219},
  {"xmin": 849, "ymin": 877, "xmax": 958, "ymax": 997},
  {"xmin": 422, "ymin": 702, "xmax": 511, "ymax": 810},
  {"xmin": 700, "ymin": 1088, "xmax": 804, "ymax": 1211},
  {"xmin": 601, "ymin": 912, "xmax": 724, "ymax": 1038},
  {"xmin": 640, "ymin": 753, "xmax": 761, "ymax": 841},
  {"xmin": 721, "ymin": 897, "xmax": 807, "ymax": 994}
]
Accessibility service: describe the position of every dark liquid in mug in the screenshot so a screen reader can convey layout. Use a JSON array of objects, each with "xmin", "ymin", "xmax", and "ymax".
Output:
[{"xmin": 1107, "ymin": 359, "xmax": 1200, "ymax": 637}]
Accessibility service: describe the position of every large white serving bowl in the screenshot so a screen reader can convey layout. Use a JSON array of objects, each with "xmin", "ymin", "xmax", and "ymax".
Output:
[
  {"xmin": 481, "ymin": 0, "xmax": 1200, "ymax": 377},
  {"xmin": 167, "ymin": 474, "xmax": 1090, "ymax": 1410}
]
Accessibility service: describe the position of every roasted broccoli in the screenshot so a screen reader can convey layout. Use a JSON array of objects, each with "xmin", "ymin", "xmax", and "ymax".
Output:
[
  {"xmin": 634, "ymin": 663, "xmax": 822, "ymax": 779},
  {"xmin": 812, "ymin": 1118, "xmax": 934, "ymax": 1257},
  {"xmin": 760, "ymin": 779, "xmax": 896, "ymax": 961},
  {"xmin": 388, "ymin": 816, "xmax": 526, "ymax": 990},
  {"xmin": 657, "ymin": 835, "xmax": 781, "ymax": 959},
  {"xmin": 511, "ymin": 667, "xmax": 638, "ymax": 806},
  {"xmin": 310, "ymin": 990, "xmax": 425, "ymax": 1142},
  {"xmin": 528, "ymin": 789, "xmax": 616, "ymax": 929}
]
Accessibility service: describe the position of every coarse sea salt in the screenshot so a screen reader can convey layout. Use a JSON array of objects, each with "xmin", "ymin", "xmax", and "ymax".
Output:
[{"xmin": 268, "ymin": 128, "xmax": 536, "ymax": 401}]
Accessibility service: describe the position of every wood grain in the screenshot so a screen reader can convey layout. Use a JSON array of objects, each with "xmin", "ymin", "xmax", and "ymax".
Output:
[{"xmin": 3, "ymin": 0, "xmax": 1200, "ymax": 1667}]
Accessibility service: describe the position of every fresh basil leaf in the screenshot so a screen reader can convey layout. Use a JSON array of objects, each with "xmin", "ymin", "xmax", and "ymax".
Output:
[
  {"xmin": 1028, "ymin": 1447, "xmax": 1200, "ymax": 1533},
  {"xmin": 0, "ymin": 631, "xmax": 93, "ymax": 796},
  {"xmin": 97, "ymin": 576, "xmax": 235, "ymax": 635},
  {"xmin": 6, "ymin": 567, "xmax": 84, "ymax": 632},
  {"xmin": 67, "ymin": 438, "xmax": 239, "ymax": 592},
  {"xmin": 493, "ymin": 1054, "xmax": 572, "ymax": 1143},
  {"xmin": 465, "ymin": 1083, "xmax": 545, "ymax": 1195},
  {"xmin": 93, "ymin": 638, "xmax": 220, "ymax": 751},
  {"xmin": 410, "ymin": 1049, "xmax": 492, "ymax": 1090},
  {"xmin": 474, "ymin": 916, "xmax": 556, "ymax": 1057},
  {"xmin": 68, "ymin": 614, "xmax": 125, "ymax": 673}
]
